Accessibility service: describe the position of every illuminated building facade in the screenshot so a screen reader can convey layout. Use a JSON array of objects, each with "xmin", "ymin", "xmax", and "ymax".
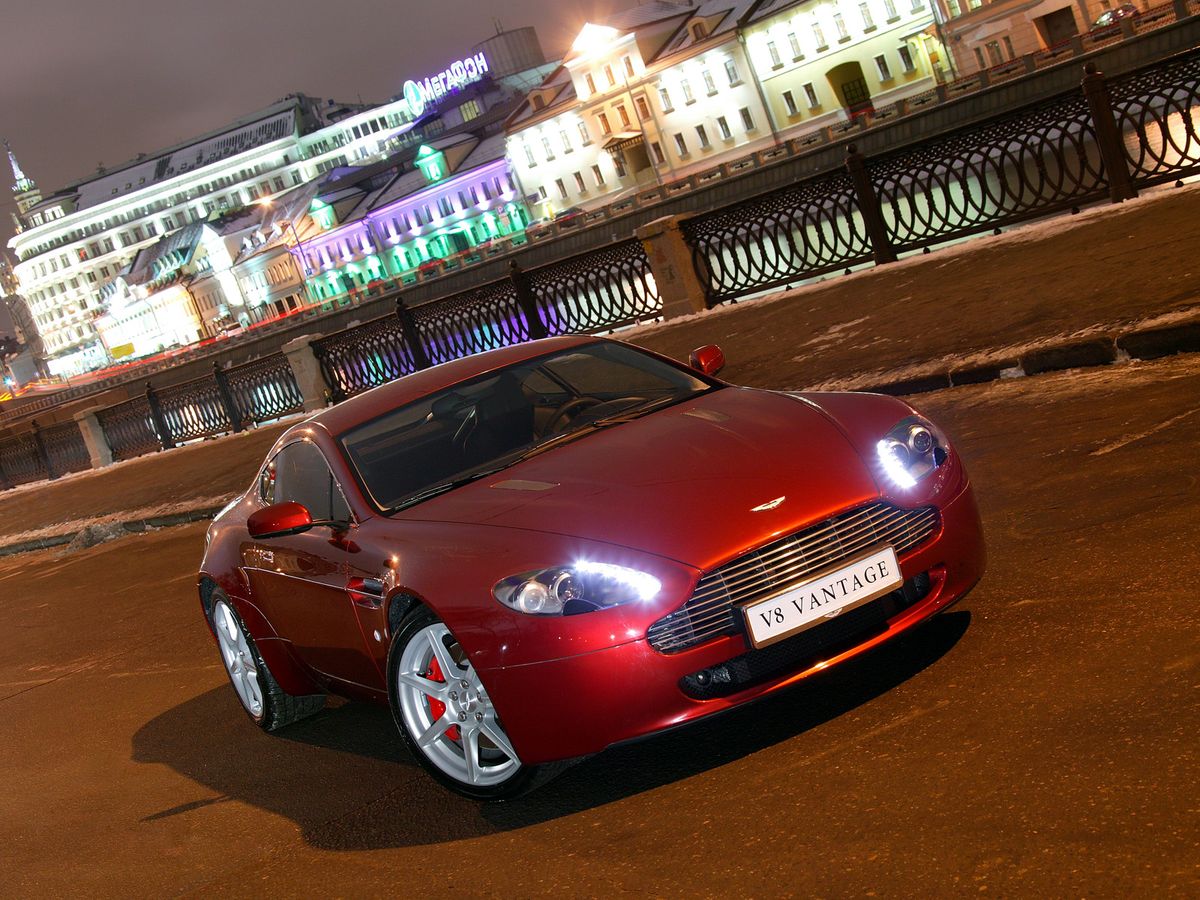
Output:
[
  {"xmin": 7, "ymin": 94, "xmax": 419, "ymax": 375},
  {"xmin": 742, "ymin": 0, "xmax": 947, "ymax": 128},
  {"xmin": 930, "ymin": 0, "xmax": 1115, "ymax": 74},
  {"xmin": 291, "ymin": 135, "xmax": 531, "ymax": 303},
  {"xmin": 507, "ymin": 1, "xmax": 774, "ymax": 219}
]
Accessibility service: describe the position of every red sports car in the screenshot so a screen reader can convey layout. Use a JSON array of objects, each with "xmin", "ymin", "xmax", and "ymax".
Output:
[{"xmin": 199, "ymin": 336, "xmax": 985, "ymax": 798}]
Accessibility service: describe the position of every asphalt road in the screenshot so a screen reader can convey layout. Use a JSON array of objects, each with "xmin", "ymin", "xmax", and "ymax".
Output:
[{"xmin": 1, "ymin": 354, "xmax": 1197, "ymax": 897}]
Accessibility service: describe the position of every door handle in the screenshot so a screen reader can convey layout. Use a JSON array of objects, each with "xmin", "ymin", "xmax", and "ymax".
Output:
[{"xmin": 347, "ymin": 577, "xmax": 385, "ymax": 609}]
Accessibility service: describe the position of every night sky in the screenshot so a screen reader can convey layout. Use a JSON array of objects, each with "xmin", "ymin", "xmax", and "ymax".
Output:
[{"xmin": 0, "ymin": 0, "xmax": 641, "ymax": 335}]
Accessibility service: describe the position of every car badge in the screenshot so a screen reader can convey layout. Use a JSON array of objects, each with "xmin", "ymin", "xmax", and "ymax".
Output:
[{"xmin": 751, "ymin": 496, "xmax": 786, "ymax": 512}]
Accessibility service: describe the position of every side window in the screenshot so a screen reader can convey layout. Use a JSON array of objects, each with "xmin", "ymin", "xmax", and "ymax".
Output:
[{"xmin": 264, "ymin": 442, "xmax": 352, "ymax": 523}]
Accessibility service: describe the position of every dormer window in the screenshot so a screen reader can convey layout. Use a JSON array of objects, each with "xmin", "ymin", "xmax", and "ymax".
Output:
[
  {"xmin": 691, "ymin": 22, "xmax": 707, "ymax": 40},
  {"xmin": 532, "ymin": 95, "xmax": 546, "ymax": 110}
]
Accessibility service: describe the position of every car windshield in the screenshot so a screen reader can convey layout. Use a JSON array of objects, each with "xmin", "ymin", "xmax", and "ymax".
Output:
[{"xmin": 340, "ymin": 342, "xmax": 718, "ymax": 512}]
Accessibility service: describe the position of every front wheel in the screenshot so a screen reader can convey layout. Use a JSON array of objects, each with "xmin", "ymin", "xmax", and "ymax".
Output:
[{"xmin": 388, "ymin": 606, "xmax": 553, "ymax": 800}]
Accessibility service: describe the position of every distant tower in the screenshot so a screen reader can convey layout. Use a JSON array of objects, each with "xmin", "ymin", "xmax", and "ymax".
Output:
[{"xmin": 5, "ymin": 139, "xmax": 42, "ymax": 220}]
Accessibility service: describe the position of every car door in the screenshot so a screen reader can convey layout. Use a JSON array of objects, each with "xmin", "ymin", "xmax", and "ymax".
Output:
[{"xmin": 245, "ymin": 440, "xmax": 383, "ymax": 691}]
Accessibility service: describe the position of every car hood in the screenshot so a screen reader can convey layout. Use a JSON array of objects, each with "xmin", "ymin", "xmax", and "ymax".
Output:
[{"xmin": 398, "ymin": 387, "xmax": 882, "ymax": 570}]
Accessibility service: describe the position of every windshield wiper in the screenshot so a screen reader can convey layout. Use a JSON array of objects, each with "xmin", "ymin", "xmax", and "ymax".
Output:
[{"xmin": 385, "ymin": 465, "xmax": 509, "ymax": 513}]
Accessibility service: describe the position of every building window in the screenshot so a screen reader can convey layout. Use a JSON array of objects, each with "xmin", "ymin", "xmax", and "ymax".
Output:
[
  {"xmin": 538, "ymin": 185, "xmax": 548, "ymax": 201},
  {"xmin": 834, "ymin": 13, "xmax": 849, "ymax": 40},
  {"xmin": 898, "ymin": 45, "xmax": 915, "ymax": 73},
  {"xmin": 592, "ymin": 164, "xmax": 605, "ymax": 186},
  {"xmin": 586, "ymin": 73, "xmax": 597, "ymax": 94},
  {"xmin": 623, "ymin": 55, "xmax": 635, "ymax": 78},
  {"xmin": 717, "ymin": 116, "xmax": 732, "ymax": 140},
  {"xmin": 691, "ymin": 22, "xmax": 707, "ymax": 40},
  {"xmin": 617, "ymin": 104, "xmax": 631, "ymax": 128},
  {"xmin": 767, "ymin": 40, "xmax": 782, "ymax": 68},
  {"xmin": 787, "ymin": 32, "xmax": 803, "ymax": 60},
  {"xmin": 702, "ymin": 68, "xmax": 717, "ymax": 95},
  {"xmin": 883, "ymin": 0, "xmax": 899, "ymax": 19},
  {"xmin": 636, "ymin": 96, "xmax": 652, "ymax": 121},
  {"xmin": 613, "ymin": 153, "xmax": 627, "ymax": 177},
  {"xmin": 574, "ymin": 171, "xmax": 586, "ymax": 192},
  {"xmin": 542, "ymin": 136, "xmax": 555, "ymax": 160},
  {"xmin": 860, "ymin": 2, "xmax": 875, "ymax": 29},
  {"xmin": 723, "ymin": 59, "xmax": 740, "ymax": 87},
  {"xmin": 674, "ymin": 132, "xmax": 688, "ymax": 156},
  {"xmin": 532, "ymin": 95, "xmax": 546, "ymax": 111},
  {"xmin": 438, "ymin": 196, "xmax": 454, "ymax": 217},
  {"xmin": 947, "ymin": 0, "xmax": 960, "ymax": 14},
  {"xmin": 695, "ymin": 124, "xmax": 710, "ymax": 149},
  {"xmin": 739, "ymin": 106, "xmax": 755, "ymax": 131},
  {"xmin": 555, "ymin": 178, "xmax": 569, "ymax": 200},
  {"xmin": 650, "ymin": 141, "xmax": 666, "ymax": 164},
  {"xmin": 1003, "ymin": 36, "xmax": 1016, "ymax": 59},
  {"xmin": 973, "ymin": 47, "xmax": 985, "ymax": 69},
  {"xmin": 578, "ymin": 122, "xmax": 592, "ymax": 145},
  {"xmin": 604, "ymin": 64, "xmax": 616, "ymax": 87},
  {"xmin": 560, "ymin": 130, "xmax": 572, "ymax": 153},
  {"xmin": 524, "ymin": 144, "xmax": 537, "ymax": 167},
  {"xmin": 911, "ymin": 0, "xmax": 924, "ymax": 10},
  {"xmin": 598, "ymin": 112, "xmax": 612, "ymax": 134},
  {"xmin": 681, "ymin": 78, "xmax": 694, "ymax": 103},
  {"xmin": 659, "ymin": 86, "xmax": 674, "ymax": 112},
  {"xmin": 783, "ymin": 90, "xmax": 799, "ymax": 116},
  {"xmin": 813, "ymin": 22, "xmax": 827, "ymax": 49},
  {"xmin": 986, "ymin": 40, "xmax": 1003, "ymax": 65},
  {"xmin": 804, "ymin": 82, "xmax": 819, "ymax": 107},
  {"xmin": 875, "ymin": 54, "xmax": 892, "ymax": 80}
]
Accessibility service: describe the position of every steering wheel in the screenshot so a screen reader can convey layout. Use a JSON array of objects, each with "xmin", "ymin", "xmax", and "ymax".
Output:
[{"xmin": 542, "ymin": 397, "xmax": 604, "ymax": 435}]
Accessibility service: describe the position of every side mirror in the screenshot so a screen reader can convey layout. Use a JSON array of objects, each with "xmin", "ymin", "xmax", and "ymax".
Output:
[
  {"xmin": 247, "ymin": 501, "xmax": 314, "ymax": 540},
  {"xmin": 689, "ymin": 344, "xmax": 726, "ymax": 377}
]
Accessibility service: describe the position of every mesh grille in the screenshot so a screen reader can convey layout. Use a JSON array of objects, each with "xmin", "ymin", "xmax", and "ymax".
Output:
[{"xmin": 647, "ymin": 503, "xmax": 939, "ymax": 653}]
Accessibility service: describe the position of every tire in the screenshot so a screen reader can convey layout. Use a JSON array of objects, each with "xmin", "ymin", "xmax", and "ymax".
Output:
[
  {"xmin": 209, "ymin": 591, "xmax": 325, "ymax": 732},
  {"xmin": 387, "ymin": 605, "xmax": 565, "ymax": 800}
]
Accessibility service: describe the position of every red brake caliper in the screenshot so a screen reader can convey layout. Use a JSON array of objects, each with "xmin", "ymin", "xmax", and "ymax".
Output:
[{"xmin": 426, "ymin": 653, "xmax": 461, "ymax": 741}]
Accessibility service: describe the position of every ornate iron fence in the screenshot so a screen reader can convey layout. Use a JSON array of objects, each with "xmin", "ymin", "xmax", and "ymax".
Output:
[
  {"xmin": 0, "ymin": 433, "xmax": 44, "ymax": 487},
  {"xmin": 155, "ymin": 376, "xmax": 233, "ymax": 445},
  {"xmin": 95, "ymin": 395, "xmax": 160, "ymax": 462},
  {"xmin": 413, "ymin": 278, "xmax": 531, "ymax": 368},
  {"xmin": 40, "ymin": 421, "xmax": 91, "ymax": 477},
  {"xmin": 1111, "ymin": 50, "xmax": 1200, "ymax": 187},
  {"xmin": 313, "ymin": 242, "xmax": 664, "ymax": 402},
  {"xmin": 681, "ymin": 171, "xmax": 872, "ymax": 302},
  {"xmin": 530, "ymin": 238, "xmax": 662, "ymax": 335},
  {"xmin": 875, "ymin": 92, "xmax": 1105, "ymax": 254},
  {"xmin": 312, "ymin": 315, "xmax": 415, "ymax": 403},
  {"xmin": 684, "ymin": 47, "xmax": 1200, "ymax": 304},
  {"xmin": 225, "ymin": 354, "xmax": 304, "ymax": 426}
]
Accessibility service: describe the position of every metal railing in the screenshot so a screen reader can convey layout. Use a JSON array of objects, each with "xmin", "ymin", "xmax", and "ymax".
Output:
[
  {"xmin": 683, "ymin": 48, "xmax": 1200, "ymax": 304},
  {"xmin": 312, "ymin": 240, "xmax": 662, "ymax": 403}
]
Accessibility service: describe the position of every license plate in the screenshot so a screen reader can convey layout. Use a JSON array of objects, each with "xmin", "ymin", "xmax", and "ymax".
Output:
[{"xmin": 741, "ymin": 546, "xmax": 903, "ymax": 649}]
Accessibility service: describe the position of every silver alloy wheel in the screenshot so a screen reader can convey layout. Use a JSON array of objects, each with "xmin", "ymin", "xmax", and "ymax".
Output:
[
  {"xmin": 213, "ymin": 599, "xmax": 264, "ymax": 719},
  {"xmin": 395, "ymin": 622, "xmax": 521, "ymax": 788}
]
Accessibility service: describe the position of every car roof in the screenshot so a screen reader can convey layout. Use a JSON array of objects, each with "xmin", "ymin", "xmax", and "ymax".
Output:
[{"xmin": 308, "ymin": 334, "xmax": 604, "ymax": 436}]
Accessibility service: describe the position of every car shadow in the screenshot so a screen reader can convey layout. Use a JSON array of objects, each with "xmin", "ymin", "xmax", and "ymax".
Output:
[{"xmin": 132, "ymin": 611, "xmax": 970, "ymax": 849}]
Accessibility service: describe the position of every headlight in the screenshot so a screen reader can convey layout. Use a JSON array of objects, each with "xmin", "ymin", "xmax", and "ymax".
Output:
[
  {"xmin": 876, "ymin": 416, "xmax": 948, "ymax": 490},
  {"xmin": 493, "ymin": 561, "xmax": 661, "ymax": 616}
]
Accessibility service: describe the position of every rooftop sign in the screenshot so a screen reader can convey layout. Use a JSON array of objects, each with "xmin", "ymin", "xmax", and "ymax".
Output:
[{"xmin": 403, "ymin": 53, "xmax": 490, "ymax": 117}]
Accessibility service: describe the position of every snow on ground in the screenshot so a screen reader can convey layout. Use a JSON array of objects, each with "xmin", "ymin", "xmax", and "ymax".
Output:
[{"xmin": 1, "ymin": 494, "xmax": 237, "ymax": 547}]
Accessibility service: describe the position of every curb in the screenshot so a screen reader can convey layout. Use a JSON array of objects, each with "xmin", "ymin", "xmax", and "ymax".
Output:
[
  {"xmin": 863, "ymin": 319, "xmax": 1199, "ymax": 397},
  {"xmin": 0, "ymin": 505, "xmax": 224, "ymax": 559}
]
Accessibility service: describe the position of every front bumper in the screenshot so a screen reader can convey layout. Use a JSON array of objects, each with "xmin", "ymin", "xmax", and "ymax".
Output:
[{"xmin": 481, "ymin": 482, "xmax": 986, "ymax": 765}]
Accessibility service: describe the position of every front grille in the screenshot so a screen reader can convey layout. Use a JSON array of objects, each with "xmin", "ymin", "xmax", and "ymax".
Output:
[
  {"xmin": 679, "ymin": 572, "xmax": 932, "ymax": 700},
  {"xmin": 647, "ymin": 502, "xmax": 939, "ymax": 653}
]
